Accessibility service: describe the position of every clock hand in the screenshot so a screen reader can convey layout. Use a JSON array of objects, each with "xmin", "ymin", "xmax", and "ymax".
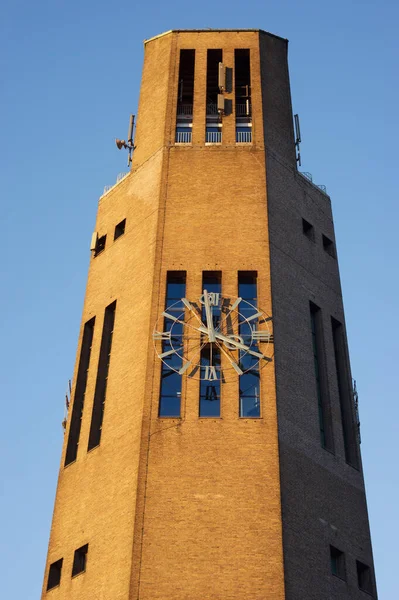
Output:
[
  {"xmin": 182, "ymin": 297, "xmax": 207, "ymax": 329},
  {"xmin": 198, "ymin": 326, "xmax": 271, "ymax": 360},
  {"xmin": 216, "ymin": 342, "xmax": 243, "ymax": 375},
  {"xmin": 203, "ymin": 289, "xmax": 216, "ymax": 342}
]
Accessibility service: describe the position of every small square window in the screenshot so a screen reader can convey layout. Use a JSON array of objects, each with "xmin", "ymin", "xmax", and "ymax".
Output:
[
  {"xmin": 330, "ymin": 545, "xmax": 346, "ymax": 580},
  {"xmin": 72, "ymin": 544, "xmax": 88, "ymax": 577},
  {"xmin": 302, "ymin": 218, "xmax": 315, "ymax": 241},
  {"xmin": 322, "ymin": 234, "xmax": 336, "ymax": 258},
  {"xmin": 94, "ymin": 235, "xmax": 106, "ymax": 256},
  {"xmin": 357, "ymin": 560, "xmax": 373, "ymax": 595},
  {"xmin": 114, "ymin": 219, "xmax": 126, "ymax": 240},
  {"xmin": 47, "ymin": 558, "xmax": 63, "ymax": 590}
]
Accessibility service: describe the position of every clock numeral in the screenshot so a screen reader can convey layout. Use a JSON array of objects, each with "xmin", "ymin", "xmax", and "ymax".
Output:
[
  {"xmin": 245, "ymin": 311, "xmax": 263, "ymax": 322},
  {"xmin": 179, "ymin": 361, "xmax": 191, "ymax": 375},
  {"xmin": 252, "ymin": 330, "xmax": 272, "ymax": 342},
  {"xmin": 153, "ymin": 330, "xmax": 171, "ymax": 341},
  {"xmin": 204, "ymin": 366, "xmax": 218, "ymax": 381},
  {"xmin": 162, "ymin": 311, "xmax": 178, "ymax": 322},
  {"xmin": 159, "ymin": 349, "xmax": 176, "ymax": 359},
  {"xmin": 199, "ymin": 292, "xmax": 220, "ymax": 307}
]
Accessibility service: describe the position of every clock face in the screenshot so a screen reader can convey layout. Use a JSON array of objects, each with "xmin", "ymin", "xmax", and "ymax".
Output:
[{"xmin": 153, "ymin": 290, "xmax": 273, "ymax": 381}]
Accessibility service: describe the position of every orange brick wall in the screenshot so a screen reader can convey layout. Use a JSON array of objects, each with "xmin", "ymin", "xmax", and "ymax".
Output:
[{"xmin": 42, "ymin": 30, "xmax": 286, "ymax": 600}]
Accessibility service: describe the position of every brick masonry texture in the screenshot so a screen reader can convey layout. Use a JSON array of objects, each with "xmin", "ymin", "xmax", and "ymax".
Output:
[{"xmin": 42, "ymin": 29, "xmax": 377, "ymax": 600}]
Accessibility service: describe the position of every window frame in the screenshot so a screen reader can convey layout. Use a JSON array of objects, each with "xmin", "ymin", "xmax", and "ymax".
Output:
[
  {"xmin": 330, "ymin": 545, "xmax": 346, "ymax": 581},
  {"xmin": 72, "ymin": 544, "xmax": 89, "ymax": 578}
]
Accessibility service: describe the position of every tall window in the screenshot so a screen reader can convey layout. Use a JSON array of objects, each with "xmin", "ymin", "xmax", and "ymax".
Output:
[
  {"xmin": 239, "ymin": 272, "xmax": 260, "ymax": 417},
  {"xmin": 206, "ymin": 49, "xmax": 223, "ymax": 143},
  {"xmin": 331, "ymin": 317, "xmax": 360, "ymax": 468},
  {"xmin": 199, "ymin": 272, "xmax": 221, "ymax": 417},
  {"xmin": 175, "ymin": 50, "xmax": 195, "ymax": 143},
  {"xmin": 310, "ymin": 303, "xmax": 334, "ymax": 451},
  {"xmin": 159, "ymin": 272, "xmax": 186, "ymax": 417},
  {"xmin": 65, "ymin": 317, "xmax": 95, "ymax": 466},
  {"xmin": 235, "ymin": 49, "xmax": 252, "ymax": 143},
  {"xmin": 87, "ymin": 301, "xmax": 116, "ymax": 450}
]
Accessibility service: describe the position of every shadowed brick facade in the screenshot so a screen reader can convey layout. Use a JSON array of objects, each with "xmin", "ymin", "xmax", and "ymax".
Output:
[{"xmin": 42, "ymin": 29, "xmax": 377, "ymax": 600}]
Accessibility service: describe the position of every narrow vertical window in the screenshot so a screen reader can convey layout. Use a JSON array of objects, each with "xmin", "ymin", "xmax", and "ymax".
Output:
[
  {"xmin": 159, "ymin": 272, "xmax": 186, "ymax": 417},
  {"xmin": 72, "ymin": 544, "xmax": 88, "ymax": 577},
  {"xmin": 356, "ymin": 561, "xmax": 373, "ymax": 595},
  {"xmin": 332, "ymin": 317, "xmax": 360, "ymax": 468},
  {"xmin": 199, "ymin": 345, "xmax": 221, "ymax": 416},
  {"xmin": 235, "ymin": 49, "xmax": 252, "ymax": 143},
  {"xmin": 94, "ymin": 235, "xmax": 106, "ymax": 256},
  {"xmin": 65, "ymin": 317, "xmax": 95, "ymax": 466},
  {"xmin": 310, "ymin": 302, "xmax": 334, "ymax": 451},
  {"xmin": 330, "ymin": 545, "xmax": 346, "ymax": 580},
  {"xmin": 175, "ymin": 50, "xmax": 195, "ymax": 143},
  {"xmin": 200, "ymin": 272, "xmax": 222, "ymax": 417},
  {"xmin": 206, "ymin": 50, "xmax": 223, "ymax": 143},
  {"xmin": 239, "ymin": 272, "xmax": 260, "ymax": 417},
  {"xmin": 87, "ymin": 301, "xmax": 116, "ymax": 450},
  {"xmin": 114, "ymin": 219, "xmax": 126, "ymax": 240},
  {"xmin": 47, "ymin": 558, "xmax": 63, "ymax": 590}
]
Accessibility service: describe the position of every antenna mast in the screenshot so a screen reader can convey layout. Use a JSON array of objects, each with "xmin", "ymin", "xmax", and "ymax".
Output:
[
  {"xmin": 294, "ymin": 113, "xmax": 301, "ymax": 166},
  {"xmin": 115, "ymin": 114, "xmax": 136, "ymax": 167}
]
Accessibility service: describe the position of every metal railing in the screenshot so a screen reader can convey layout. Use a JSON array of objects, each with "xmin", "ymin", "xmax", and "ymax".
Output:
[
  {"xmin": 236, "ymin": 131, "xmax": 252, "ymax": 143},
  {"xmin": 103, "ymin": 172, "xmax": 129, "ymax": 195},
  {"xmin": 175, "ymin": 131, "xmax": 192, "ymax": 143},
  {"xmin": 206, "ymin": 131, "xmax": 222, "ymax": 143},
  {"xmin": 236, "ymin": 102, "xmax": 252, "ymax": 116},
  {"xmin": 177, "ymin": 103, "xmax": 193, "ymax": 116},
  {"xmin": 299, "ymin": 171, "xmax": 328, "ymax": 195}
]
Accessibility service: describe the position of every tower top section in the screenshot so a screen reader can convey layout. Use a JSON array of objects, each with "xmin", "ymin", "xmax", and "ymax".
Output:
[
  {"xmin": 144, "ymin": 29, "xmax": 288, "ymax": 45},
  {"xmin": 132, "ymin": 27, "xmax": 296, "ymax": 170}
]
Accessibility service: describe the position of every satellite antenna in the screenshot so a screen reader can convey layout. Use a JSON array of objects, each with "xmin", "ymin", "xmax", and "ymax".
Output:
[
  {"xmin": 294, "ymin": 113, "xmax": 301, "ymax": 167},
  {"xmin": 115, "ymin": 114, "xmax": 136, "ymax": 167}
]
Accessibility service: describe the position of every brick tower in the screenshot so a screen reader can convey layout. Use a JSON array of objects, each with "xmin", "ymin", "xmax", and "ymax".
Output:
[{"xmin": 42, "ymin": 29, "xmax": 377, "ymax": 599}]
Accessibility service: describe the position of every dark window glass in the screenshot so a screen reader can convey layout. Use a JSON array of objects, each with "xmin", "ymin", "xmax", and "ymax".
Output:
[
  {"xmin": 330, "ymin": 546, "xmax": 346, "ymax": 580},
  {"xmin": 332, "ymin": 317, "xmax": 359, "ymax": 468},
  {"xmin": 94, "ymin": 235, "xmax": 106, "ymax": 256},
  {"xmin": 235, "ymin": 49, "xmax": 252, "ymax": 142},
  {"xmin": 175, "ymin": 50, "xmax": 195, "ymax": 144},
  {"xmin": 65, "ymin": 318, "xmax": 95, "ymax": 466},
  {"xmin": 88, "ymin": 301, "xmax": 116, "ymax": 450},
  {"xmin": 202, "ymin": 271, "xmax": 222, "ymax": 330},
  {"xmin": 323, "ymin": 234, "xmax": 336, "ymax": 257},
  {"xmin": 114, "ymin": 219, "xmax": 126, "ymax": 240},
  {"xmin": 199, "ymin": 273, "xmax": 221, "ymax": 417},
  {"xmin": 199, "ymin": 344, "xmax": 221, "ymax": 417},
  {"xmin": 72, "ymin": 544, "xmax": 88, "ymax": 577},
  {"xmin": 206, "ymin": 49, "xmax": 222, "ymax": 140},
  {"xmin": 356, "ymin": 561, "xmax": 373, "ymax": 595},
  {"xmin": 310, "ymin": 303, "xmax": 334, "ymax": 451},
  {"xmin": 47, "ymin": 558, "xmax": 63, "ymax": 590},
  {"xmin": 302, "ymin": 218, "xmax": 315, "ymax": 241},
  {"xmin": 159, "ymin": 272, "xmax": 186, "ymax": 417},
  {"xmin": 238, "ymin": 272, "xmax": 260, "ymax": 417}
]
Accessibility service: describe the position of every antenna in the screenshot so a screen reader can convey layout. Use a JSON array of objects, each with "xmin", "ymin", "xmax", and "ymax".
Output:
[
  {"xmin": 115, "ymin": 114, "xmax": 136, "ymax": 167},
  {"xmin": 127, "ymin": 115, "xmax": 135, "ymax": 145},
  {"xmin": 294, "ymin": 113, "xmax": 301, "ymax": 167},
  {"xmin": 218, "ymin": 62, "xmax": 226, "ymax": 92}
]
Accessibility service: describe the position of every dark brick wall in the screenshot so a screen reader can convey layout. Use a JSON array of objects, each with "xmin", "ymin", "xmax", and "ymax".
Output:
[{"xmin": 263, "ymin": 48, "xmax": 378, "ymax": 594}]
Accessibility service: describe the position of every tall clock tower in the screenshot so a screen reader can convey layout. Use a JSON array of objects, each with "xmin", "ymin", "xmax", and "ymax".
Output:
[{"xmin": 42, "ymin": 29, "xmax": 378, "ymax": 599}]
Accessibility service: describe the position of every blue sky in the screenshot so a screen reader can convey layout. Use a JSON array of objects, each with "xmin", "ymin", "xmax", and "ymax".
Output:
[{"xmin": 1, "ymin": 0, "xmax": 397, "ymax": 597}]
